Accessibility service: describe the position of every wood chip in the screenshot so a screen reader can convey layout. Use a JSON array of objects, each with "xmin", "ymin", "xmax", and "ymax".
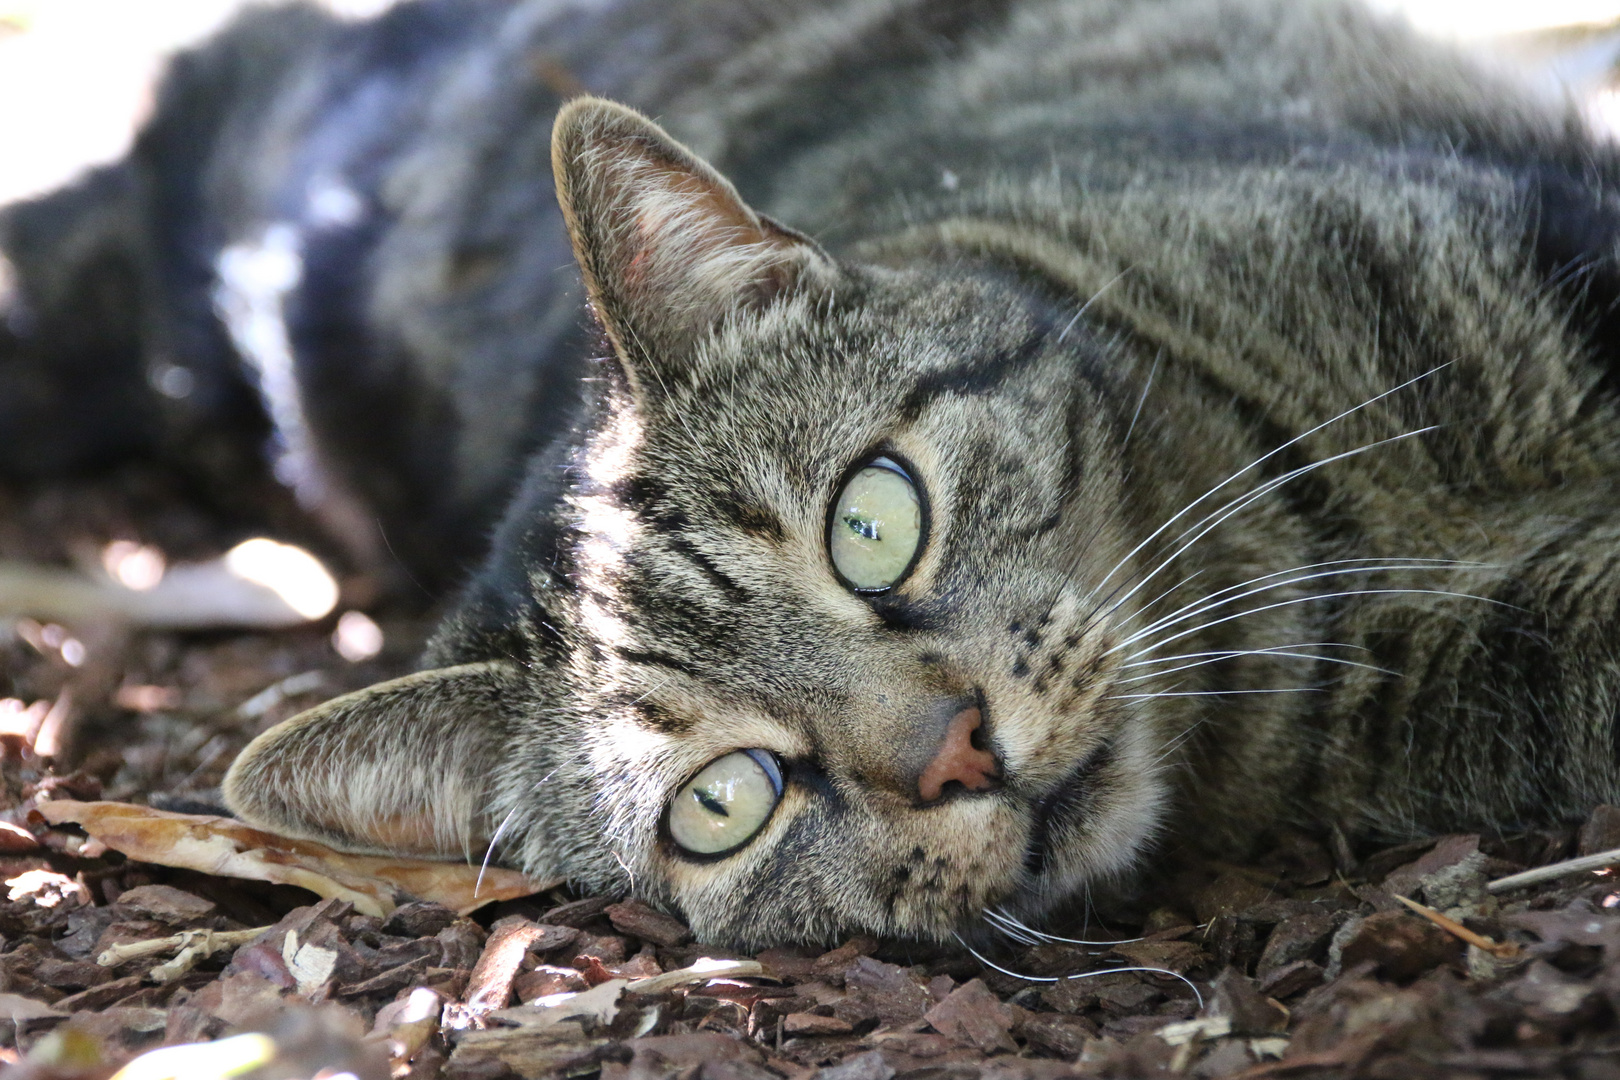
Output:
[
  {"xmin": 1256, "ymin": 959, "xmax": 1325, "ymax": 1000},
  {"xmin": 337, "ymin": 954, "xmax": 433, "ymax": 998},
  {"xmin": 1336, "ymin": 909, "xmax": 1464, "ymax": 980},
  {"xmin": 0, "ymin": 820, "xmax": 40, "ymax": 853},
  {"xmin": 53, "ymin": 976, "xmax": 148, "ymax": 1012},
  {"xmin": 0, "ymin": 993, "xmax": 65, "ymax": 1021},
  {"xmin": 372, "ymin": 987, "xmax": 443, "ymax": 1070},
  {"xmin": 783, "ymin": 1012, "xmax": 854, "ymax": 1036},
  {"xmin": 489, "ymin": 979, "xmax": 626, "ymax": 1029},
  {"xmin": 112, "ymin": 884, "xmax": 216, "ymax": 925},
  {"xmin": 6, "ymin": 867, "xmax": 90, "ymax": 908},
  {"xmin": 1210, "ymin": 968, "xmax": 1289, "ymax": 1036},
  {"xmin": 282, "ymin": 927, "xmax": 337, "ymax": 998},
  {"xmin": 923, "ymin": 978, "xmax": 1017, "ymax": 1053},
  {"xmin": 38, "ymin": 799, "xmax": 554, "ymax": 916},
  {"xmin": 450, "ymin": 917, "xmax": 553, "ymax": 1025},
  {"xmin": 1159, "ymin": 1015, "xmax": 1232, "ymax": 1047},
  {"xmin": 1578, "ymin": 806, "xmax": 1620, "ymax": 857},
  {"xmin": 812, "ymin": 937, "xmax": 879, "ymax": 974},
  {"xmin": 605, "ymin": 900, "xmax": 692, "ymax": 947},
  {"xmin": 448, "ymin": 1023, "xmax": 606, "ymax": 1078},
  {"xmin": 540, "ymin": 896, "xmax": 615, "ymax": 927}
]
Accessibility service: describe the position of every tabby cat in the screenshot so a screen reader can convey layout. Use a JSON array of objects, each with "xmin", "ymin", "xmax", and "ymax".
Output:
[{"xmin": 7, "ymin": 0, "xmax": 1620, "ymax": 947}]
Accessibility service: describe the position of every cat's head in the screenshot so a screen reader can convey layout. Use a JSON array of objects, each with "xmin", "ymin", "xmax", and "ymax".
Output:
[{"xmin": 224, "ymin": 99, "xmax": 1173, "ymax": 947}]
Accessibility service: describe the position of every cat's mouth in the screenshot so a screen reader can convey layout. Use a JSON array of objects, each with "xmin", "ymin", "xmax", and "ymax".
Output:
[{"xmin": 1022, "ymin": 735, "xmax": 1116, "ymax": 880}]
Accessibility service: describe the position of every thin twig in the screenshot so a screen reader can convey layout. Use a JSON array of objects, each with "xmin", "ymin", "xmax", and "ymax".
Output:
[
  {"xmin": 625, "ymin": 959, "xmax": 765, "ymax": 996},
  {"xmin": 1392, "ymin": 895, "xmax": 1520, "ymax": 959},
  {"xmin": 97, "ymin": 926, "xmax": 269, "ymax": 968},
  {"xmin": 1486, "ymin": 846, "xmax": 1620, "ymax": 894}
]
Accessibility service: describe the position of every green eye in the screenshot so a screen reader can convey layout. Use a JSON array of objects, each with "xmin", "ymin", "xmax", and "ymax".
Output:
[
  {"xmin": 668, "ymin": 750, "xmax": 783, "ymax": 856},
  {"xmin": 828, "ymin": 455, "xmax": 925, "ymax": 592}
]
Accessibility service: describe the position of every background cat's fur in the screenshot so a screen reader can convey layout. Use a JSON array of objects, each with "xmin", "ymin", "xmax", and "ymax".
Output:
[{"xmin": 8, "ymin": 0, "xmax": 1620, "ymax": 945}]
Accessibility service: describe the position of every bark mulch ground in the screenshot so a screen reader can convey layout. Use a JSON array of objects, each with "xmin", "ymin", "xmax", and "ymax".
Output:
[{"xmin": 2, "ymin": 469, "xmax": 1620, "ymax": 1079}]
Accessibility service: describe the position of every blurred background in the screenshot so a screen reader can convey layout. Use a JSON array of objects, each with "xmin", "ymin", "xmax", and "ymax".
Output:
[
  {"xmin": 2, "ymin": 0, "xmax": 1620, "ymax": 208},
  {"xmin": 0, "ymin": 0, "xmax": 395, "ymax": 206}
]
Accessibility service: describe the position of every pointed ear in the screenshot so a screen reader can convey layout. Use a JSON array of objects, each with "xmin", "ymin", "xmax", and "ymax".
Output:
[
  {"xmin": 551, "ymin": 97, "xmax": 834, "ymax": 391},
  {"xmin": 223, "ymin": 661, "xmax": 524, "ymax": 861}
]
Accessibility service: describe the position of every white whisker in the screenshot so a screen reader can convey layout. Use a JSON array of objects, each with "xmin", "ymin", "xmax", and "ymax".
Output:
[
  {"xmin": 1121, "ymin": 349, "xmax": 1161, "ymax": 450},
  {"xmin": 985, "ymin": 907, "xmax": 1145, "ymax": 947},
  {"xmin": 1122, "ymin": 587, "xmax": 1511, "ymax": 664},
  {"xmin": 1108, "ymin": 687, "xmax": 1320, "ymax": 700},
  {"xmin": 1153, "ymin": 716, "xmax": 1213, "ymax": 765},
  {"xmin": 1120, "ymin": 649, "xmax": 1391, "ymax": 684},
  {"xmin": 475, "ymin": 804, "xmax": 522, "ymax": 898},
  {"xmin": 629, "ymin": 678, "xmax": 670, "ymax": 705},
  {"xmin": 953, "ymin": 933, "xmax": 1205, "ymax": 1009},
  {"xmin": 1116, "ymin": 648, "xmax": 1392, "ymax": 684},
  {"xmin": 983, "ymin": 910, "xmax": 1045, "ymax": 946},
  {"xmin": 1120, "ymin": 557, "xmax": 1481, "ymax": 641},
  {"xmin": 1102, "ymin": 427, "xmax": 1440, "ymax": 623},
  {"xmin": 1057, "ymin": 268, "xmax": 1133, "ymax": 343},
  {"xmin": 1110, "ymin": 561, "xmax": 1480, "ymax": 656},
  {"xmin": 1121, "ymin": 642, "xmax": 1366, "ymax": 671},
  {"xmin": 1130, "ymin": 569, "xmax": 1207, "ymax": 623},
  {"xmin": 1081, "ymin": 363, "xmax": 1452, "ymax": 614}
]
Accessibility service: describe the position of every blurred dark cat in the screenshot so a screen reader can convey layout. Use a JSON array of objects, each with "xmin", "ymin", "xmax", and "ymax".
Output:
[{"xmin": 7, "ymin": 0, "xmax": 1620, "ymax": 946}]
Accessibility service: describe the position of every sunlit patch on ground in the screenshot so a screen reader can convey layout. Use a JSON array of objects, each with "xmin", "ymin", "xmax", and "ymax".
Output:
[
  {"xmin": 331, "ymin": 610, "xmax": 384, "ymax": 663},
  {"xmin": 221, "ymin": 539, "xmax": 339, "ymax": 623}
]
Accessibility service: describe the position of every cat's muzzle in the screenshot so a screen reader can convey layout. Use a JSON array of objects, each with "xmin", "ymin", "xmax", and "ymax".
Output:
[{"xmin": 1022, "ymin": 735, "xmax": 1116, "ymax": 879}]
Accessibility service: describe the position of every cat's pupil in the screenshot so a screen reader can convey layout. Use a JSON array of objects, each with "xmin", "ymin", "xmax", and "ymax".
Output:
[
  {"xmin": 844, "ymin": 514, "xmax": 881, "ymax": 541},
  {"xmin": 697, "ymin": 789, "xmax": 729, "ymax": 817}
]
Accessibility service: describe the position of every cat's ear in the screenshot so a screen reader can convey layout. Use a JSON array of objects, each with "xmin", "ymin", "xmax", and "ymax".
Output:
[
  {"xmin": 222, "ymin": 661, "xmax": 524, "ymax": 861},
  {"xmin": 551, "ymin": 97, "xmax": 834, "ymax": 392}
]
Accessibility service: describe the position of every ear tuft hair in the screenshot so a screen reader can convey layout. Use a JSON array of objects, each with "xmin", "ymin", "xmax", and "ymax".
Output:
[{"xmin": 551, "ymin": 97, "xmax": 833, "ymax": 391}]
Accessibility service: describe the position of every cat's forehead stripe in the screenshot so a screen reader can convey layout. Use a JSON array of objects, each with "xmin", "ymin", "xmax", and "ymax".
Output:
[
  {"xmin": 612, "ymin": 646, "xmax": 698, "ymax": 679},
  {"xmin": 662, "ymin": 533, "xmax": 750, "ymax": 604},
  {"xmin": 897, "ymin": 320, "xmax": 1054, "ymax": 421}
]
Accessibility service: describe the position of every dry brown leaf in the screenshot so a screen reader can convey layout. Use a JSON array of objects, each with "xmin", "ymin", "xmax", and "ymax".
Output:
[{"xmin": 38, "ymin": 800, "xmax": 555, "ymax": 917}]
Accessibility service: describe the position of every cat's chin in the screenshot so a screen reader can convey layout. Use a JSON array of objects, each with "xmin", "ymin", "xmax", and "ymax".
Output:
[
  {"xmin": 988, "ymin": 719, "xmax": 1170, "ymax": 931},
  {"xmin": 1023, "ymin": 735, "xmax": 1119, "ymax": 879}
]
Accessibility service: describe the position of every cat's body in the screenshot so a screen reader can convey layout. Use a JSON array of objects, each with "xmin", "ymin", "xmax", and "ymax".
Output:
[{"xmin": 7, "ymin": 0, "xmax": 1620, "ymax": 945}]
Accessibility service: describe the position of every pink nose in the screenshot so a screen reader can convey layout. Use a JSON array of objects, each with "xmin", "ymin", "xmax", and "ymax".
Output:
[{"xmin": 917, "ymin": 705, "xmax": 1000, "ymax": 803}]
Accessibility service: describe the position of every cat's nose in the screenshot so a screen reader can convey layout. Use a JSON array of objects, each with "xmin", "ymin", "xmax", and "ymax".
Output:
[{"xmin": 916, "ymin": 702, "xmax": 1000, "ymax": 804}]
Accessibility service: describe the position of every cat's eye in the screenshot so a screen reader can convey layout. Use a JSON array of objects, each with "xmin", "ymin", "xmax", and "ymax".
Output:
[
  {"xmin": 667, "ymin": 749, "xmax": 784, "ymax": 856},
  {"xmin": 828, "ymin": 455, "xmax": 926, "ymax": 592}
]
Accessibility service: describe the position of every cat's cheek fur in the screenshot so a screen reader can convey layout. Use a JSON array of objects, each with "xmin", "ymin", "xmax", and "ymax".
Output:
[
  {"xmin": 659, "ymin": 792, "xmax": 1032, "ymax": 947},
  {"xmin": 574, "ymin": 696, "xmax": 810, "ymax": 876}
]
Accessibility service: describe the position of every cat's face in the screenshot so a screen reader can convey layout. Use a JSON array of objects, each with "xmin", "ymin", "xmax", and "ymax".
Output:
[
  {"xmin": 549, "ymin": 269, "xmax": 1174, "ymax": 944},
  {"xmin": 224, "ymin": 99, "xmax": 1173, "ymax": 946}
]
